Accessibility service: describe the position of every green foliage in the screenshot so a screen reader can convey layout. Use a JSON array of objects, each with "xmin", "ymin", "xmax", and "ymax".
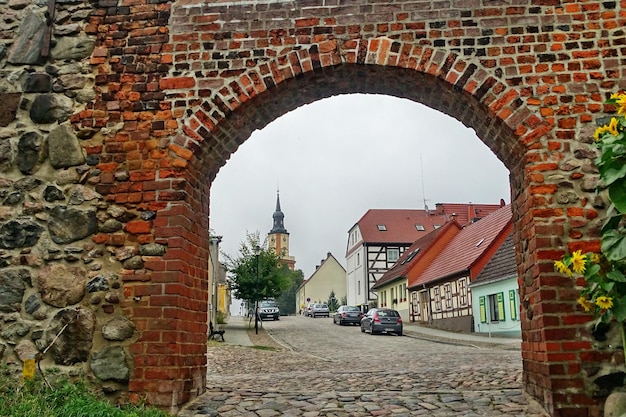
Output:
[
  {"xmin": 327, "ymin": 290, "xmax": 339, "ymax": 312},
  {"xmin": 340, "ymin": 295, "xmax": 347, "ymax": 306},
  {"xmin": 0, "ymin": 369, "xmax": 169, "ymax": 417},
  {"xmin": 223, "ymin": 231, "xmax": 291, "ymax": 303},
  {"xmin": 216, "ymin": 310, "xmax": 226, "ymax": 324},
  {"xmin": 276, "ymin": 268, "xmax": 304, "ymax": 315}
]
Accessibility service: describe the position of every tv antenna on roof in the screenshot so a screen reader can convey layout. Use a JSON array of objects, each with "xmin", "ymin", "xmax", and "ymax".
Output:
[{"xmin": 420, "ymin": 154, "xmax": 430, "ymax": 212}]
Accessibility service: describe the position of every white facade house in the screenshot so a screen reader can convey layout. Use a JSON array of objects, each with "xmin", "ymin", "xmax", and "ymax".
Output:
[{"xmin": 345, "ymin": 203, "xmax": 505, "ymax": 310}]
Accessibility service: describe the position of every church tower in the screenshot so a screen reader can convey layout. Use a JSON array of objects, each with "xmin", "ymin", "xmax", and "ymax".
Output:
[{"xmin": 268, "ymin": 191, "xmax": 296, "ymax": 270}]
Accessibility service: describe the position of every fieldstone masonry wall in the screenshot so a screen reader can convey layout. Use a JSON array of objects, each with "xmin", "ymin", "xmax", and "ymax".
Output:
[{"xmin": 0, "ymin": 0, "xmax": 625, "ymax": 415}]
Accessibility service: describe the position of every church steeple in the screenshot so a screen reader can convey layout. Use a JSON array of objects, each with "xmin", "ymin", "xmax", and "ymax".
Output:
[
  {"xmin": 267, "ymin": 189, "xmax": 295, "ymax": 270},
  {"xmin": 270, "ymin": 191, "xmax": 288, "ymax": 234}
]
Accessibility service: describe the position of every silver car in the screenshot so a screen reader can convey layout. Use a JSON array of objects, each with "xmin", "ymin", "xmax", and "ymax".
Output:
[
  {"xmin": 258, "ymin": 300, "xmax": 280, "ymax": 320},
  {"xmin": 360, "ymin": 308, "xmax": 403, "ymax": 336},
  {"xmin": 310, "ymin": 303, "xmax": 330, "ymax": 318}
]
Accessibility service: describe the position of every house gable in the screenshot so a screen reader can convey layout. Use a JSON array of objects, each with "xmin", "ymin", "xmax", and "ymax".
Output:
[{"xmin": 411, "ymin": 205, "xmax": 513, "ymax": 288}]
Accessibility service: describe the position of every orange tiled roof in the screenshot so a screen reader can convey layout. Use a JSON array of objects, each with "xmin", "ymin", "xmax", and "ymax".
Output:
[{"xmin": 410, "ymin": 204, "xmax": 513, "ymax": 288}]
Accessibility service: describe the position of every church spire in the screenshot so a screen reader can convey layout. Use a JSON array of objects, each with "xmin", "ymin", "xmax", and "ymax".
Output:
[{"xmin": 270, "ymin": 190, "xmax": 288, "ymax": 234}]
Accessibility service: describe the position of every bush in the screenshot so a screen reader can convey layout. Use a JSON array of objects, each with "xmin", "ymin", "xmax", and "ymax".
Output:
[
  {"xmin": 216, "ymin": 310, "xmax": 226, "ymax": 324},
  {"xmin": 0, "ymin": 367, "xmax": 170, "ymax": 417}
]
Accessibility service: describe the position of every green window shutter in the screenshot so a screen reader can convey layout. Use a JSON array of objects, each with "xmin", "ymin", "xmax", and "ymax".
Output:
[
  {"xmin": 509, "ymin": 290, "xmax": 517, "ymax": 321},
  {"xmin": 479, "ymin": 296, "xmax": 487, "ymax": 323},
  {"xmin": 497, "ymin": 292, "xmax": 506, "ymax": 321}
]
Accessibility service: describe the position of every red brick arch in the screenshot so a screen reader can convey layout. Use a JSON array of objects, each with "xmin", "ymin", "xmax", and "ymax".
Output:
[{"xmin": 81, "ymin": 0, "xmax": 626, "ymax": 415}]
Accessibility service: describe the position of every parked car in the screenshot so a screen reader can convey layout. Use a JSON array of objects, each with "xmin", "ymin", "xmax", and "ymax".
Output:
[
  {"xmin": 305, "ymin": 302, "xmax": 315, "ymax": 317},
  {"xmin": 258, "ymin": 300, "xmax": 280, "ymax": 320},
  {"xmin": 360, "ymin": 308, "xmax": 403, "ymax": 336},
  {"xmin": 309, "ymin": 303, "xmax": 330, "ymax": 318},
  {"xmin": 333, "ymin": 305, "xmax": 363, "ymax": 326}
]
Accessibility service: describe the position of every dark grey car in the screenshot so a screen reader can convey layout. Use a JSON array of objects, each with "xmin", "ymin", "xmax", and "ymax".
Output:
[
  {"xmin": 360, "ymin": 308, "xmax": 403, "ymax": 336},
  {"xmin": 333, "ymin": 305, "xmax": 363, "ymax": 325}
]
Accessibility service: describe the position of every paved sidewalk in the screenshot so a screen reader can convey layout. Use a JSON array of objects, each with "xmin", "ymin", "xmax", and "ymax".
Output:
[
  {"xmin": 402, "ymin": 321, "xmax": 522, "ymax": 350},
  {"xmin": 219, "ymin": 316, "xmax": 253, "ymax": 346}
]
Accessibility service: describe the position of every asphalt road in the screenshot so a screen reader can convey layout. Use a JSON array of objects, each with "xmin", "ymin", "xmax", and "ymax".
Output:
[{"xmin": 178, "ymin": 315, "xmax": 548, "ymax": 416}]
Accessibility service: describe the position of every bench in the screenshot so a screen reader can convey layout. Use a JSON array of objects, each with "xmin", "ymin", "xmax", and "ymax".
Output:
[{"xmin": 209, "ymin": 322, "xmax": 225, "ymax": 342}]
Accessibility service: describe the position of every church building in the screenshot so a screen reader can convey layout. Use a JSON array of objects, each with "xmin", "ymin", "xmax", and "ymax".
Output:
[{"xmin": 268, "ymin": 191, "xmax": 296, "ymax": 270}]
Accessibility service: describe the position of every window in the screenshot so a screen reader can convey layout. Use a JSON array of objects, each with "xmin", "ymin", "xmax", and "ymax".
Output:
[
  {"xmin": 357, "ymin": 253, "xmax": 360, "ymax": 265},
  {"xmin": 458, "ymin": 278, "xmax": 468, "ymax": 306},
  {"xmin": 488, "ymin": 293, "xmax": 505, "ymax": 322},
  {"xmin": 387, "ymin": 248, "xmax": 400, "ymax": 262},
  {"xmin": 433, "ymin": 224, "xmax": 442, "ymax": 229},
  {"xmin": 415, "ymin": 224, "xmax": 425, "ymax": 231},
  {"xmin": 401, "ymin": 248, "xmax": 420, "ymax": 264},
  {"xmin": 377, "ymin": 224, "xmax": 387, "ymax": 231},
  {"xmin": 402, "ymin": 283, "xmax": 407, "ymax": 302},
  {"xmin": 509, "ymin": 289, "xmax": 518, "ymax": 320},
  {"xmin": 433, "ymin": 287, "xmax": 442, "ymax": 312},
  {"xmin": 444, "ymin": 283, "xmax": 452, "ymax": 309},
  {"xmin": 357, "ymin": 281, "xmax": 361, "ymax": 295}
]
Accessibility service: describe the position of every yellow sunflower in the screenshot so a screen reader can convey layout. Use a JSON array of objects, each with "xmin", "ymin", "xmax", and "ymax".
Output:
[
  {"xmin": 570, "ymin": 250, "xmax": 587, "ymax": 274},
  {"xmin": 577, "ymin": 296, "xmax": 594, "ymax": 312},
  {"xmin": 594, "ymin": 124, "xmax": 611, "ymax": 141},
  {"xmin": 595, "ymin": 296, "xmax": 613, "ymax": 310},
  {"xmin": 608, "ymin": 117, "xmax": 619, "ymax": 135},
  {"xmin": 554, "ymin": 260, "xmax": 572, "ymax": 276},
  {"xmin": 615, "ymin": 94, "xmax": 626, "ymax": 115},
  {"xmin": 590, "ymin": 253, "xmax": 601, "ymax": 264}
]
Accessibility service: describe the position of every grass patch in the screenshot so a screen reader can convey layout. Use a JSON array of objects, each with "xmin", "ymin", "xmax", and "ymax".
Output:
[
  {"xmin": 0, "ymin": 368, "xmax": 170, "ymax": 417},
  {"xmin": 249, "ymin": 345, "xmax": 278, "ymax": 351}
]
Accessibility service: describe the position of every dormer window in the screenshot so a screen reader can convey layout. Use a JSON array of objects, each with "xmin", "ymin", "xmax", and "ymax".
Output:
[
  {"xmin": 415, "ymin": 224, "xmax": 425, "ymax": 231},
  {"xmin": 377, "ymin": 224, "xmax": 387, "ymax": 231}
]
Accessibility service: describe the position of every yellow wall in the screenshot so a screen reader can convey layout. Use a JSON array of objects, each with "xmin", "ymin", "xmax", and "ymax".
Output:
[
  {"xmin": 375, "ymin": 279, "xmax": 409, "ymax": 319},
  {"xmin": 297, "ymin": 254, "xmax": 346, "ymax": 311},
  {"xmin": 217, "ymin": 283, "xmax": 230, "ymax": 314}
]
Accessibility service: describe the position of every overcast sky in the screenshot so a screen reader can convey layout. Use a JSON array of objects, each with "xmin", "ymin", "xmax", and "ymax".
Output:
[{"xmin": 210, "ymin": 94, "xmax": 511, "ymax": 281}]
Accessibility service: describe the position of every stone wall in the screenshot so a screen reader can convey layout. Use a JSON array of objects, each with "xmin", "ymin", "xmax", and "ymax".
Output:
[{"xmin": 0, "ymin": 0, "xmax": 151, "ymax": 399}]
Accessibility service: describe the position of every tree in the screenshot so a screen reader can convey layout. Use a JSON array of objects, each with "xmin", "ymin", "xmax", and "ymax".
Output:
[
  {"xmin": 276, "ymin": 268, "xmax": 304, "ymax": 315},
  {"xmin": 223, "ymin": 231, "xmax": 291, "ymax": 307},
  {"xmin": 327, "ymin": 290, "xmax": 339, "ymax": 312}
]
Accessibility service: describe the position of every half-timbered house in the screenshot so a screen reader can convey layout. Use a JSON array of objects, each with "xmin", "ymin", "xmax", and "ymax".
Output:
[
  {"xmin": 408, "ymin": 204, "xmax": 513, "ymax": 332},
  {"xmin": 371, "ymin": 222, "xmax": 457, "ymax": 319},
  {"xmin": 345, "ymin": 202, "xmax": 504, "ymax": 310}
]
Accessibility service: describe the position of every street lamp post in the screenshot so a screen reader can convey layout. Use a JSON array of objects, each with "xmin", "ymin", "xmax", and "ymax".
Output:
[{"xmin": 254, "ymin": 245, "xmax": 260, "ymax": 334}]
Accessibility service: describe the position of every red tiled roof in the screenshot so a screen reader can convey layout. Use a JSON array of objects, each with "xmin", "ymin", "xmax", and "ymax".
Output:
[
  {"xmin": 354, "ymin": 209, "xmax": 449, "ymax": 244},
  {"xmin": 372, "ymin": 221, "xmax": 459, "ymax": 290},
  {"xmin": 437, "ymin": 202, "xmax": 505, "ymax": 226},
  {"xmin": 410, "ymin": 204, "xmax": 513, "ymax": 288}
]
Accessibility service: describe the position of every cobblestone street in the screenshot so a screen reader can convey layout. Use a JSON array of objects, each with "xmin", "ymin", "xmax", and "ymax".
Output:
[{"xmin": 178, "ymin": 316, "xmax": 548, "ymax": 416}]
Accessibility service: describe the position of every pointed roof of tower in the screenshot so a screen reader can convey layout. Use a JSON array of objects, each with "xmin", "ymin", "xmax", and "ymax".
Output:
[{"xmin": 269, "ymin": 191, "xmax": 288, "ymax": 234}]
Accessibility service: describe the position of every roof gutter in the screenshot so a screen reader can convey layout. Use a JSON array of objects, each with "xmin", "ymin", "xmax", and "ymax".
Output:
[{"xmin": 408, "ymin": 268, "xmax": 470, "ymax": 291}]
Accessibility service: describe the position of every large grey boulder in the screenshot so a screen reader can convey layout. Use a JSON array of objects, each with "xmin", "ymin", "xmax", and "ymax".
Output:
[
  {"xmin": 47, "ymin": 124, "xmax": 85, "ymax": 168},
  {"xmin": 0, "ymin": 268, "xmax": 30, "ymax": 312},
  {"xmin": 91, "ymin": 346, "xmax": 129, "ymax": 381},
  {"xmin": 48, "ymin": 206, "xmax": 97, "ymax": 244}
]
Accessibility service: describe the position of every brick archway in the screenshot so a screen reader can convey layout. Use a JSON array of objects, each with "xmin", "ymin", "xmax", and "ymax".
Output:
[{"xmin": 78, "ymin": 1, "xmax": 625, "ymax": 415}]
